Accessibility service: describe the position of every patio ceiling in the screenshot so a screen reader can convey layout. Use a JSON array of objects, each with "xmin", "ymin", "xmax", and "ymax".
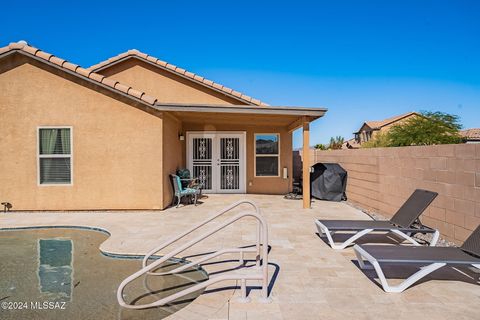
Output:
[
  {"xmin": 172, "ymin": 111, "xmax": 305, "ymax": 127},
  {"xmin": 155, "ymin": 103, "xmax": 327, "ymax": 130}
]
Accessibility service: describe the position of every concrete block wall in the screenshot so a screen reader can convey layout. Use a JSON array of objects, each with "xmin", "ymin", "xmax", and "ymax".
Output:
[{"xmin": 310, "ymin": 144, "xmax": 480, "ymax": 244}]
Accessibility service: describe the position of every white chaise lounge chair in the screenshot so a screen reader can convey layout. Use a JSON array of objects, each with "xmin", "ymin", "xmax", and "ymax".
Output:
[
  {"xmin": 315, "ymin": 189, "xmax": 439, "ymax": 249},
  {"xmin": 354, "ymin": 225, "xmax": 480, "ymax": 293}
]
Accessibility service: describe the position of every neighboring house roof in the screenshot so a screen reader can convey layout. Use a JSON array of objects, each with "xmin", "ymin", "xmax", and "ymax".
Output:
[
  {"xmin": 460, "ymin": 128, "xmax": 480, "ymax": 141},
  {"xmin": 88, "ymin": 49, "xmax": 268, "ymax": 106},
  {"xmin": 354, "ymin": 111, "xmax": 419, "ymax": 133},
  {"xmin": 0, "ymin": 41, "xmax": 160, "ymax": 107}
]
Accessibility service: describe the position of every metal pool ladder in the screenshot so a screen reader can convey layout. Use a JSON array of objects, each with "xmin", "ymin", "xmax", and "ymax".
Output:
[{"xmin": 117, "ymin": 200, "xmax": 271, "ymax": 309}]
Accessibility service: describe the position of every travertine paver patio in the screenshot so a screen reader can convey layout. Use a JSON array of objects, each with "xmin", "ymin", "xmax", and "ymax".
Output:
[{"xmin": 1, "ymin": 194, "xmax": 479, "ymax": 320}]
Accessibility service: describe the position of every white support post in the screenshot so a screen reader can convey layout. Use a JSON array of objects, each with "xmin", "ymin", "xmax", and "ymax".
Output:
[
  {"xmin": 256, "ymin": 222, "xmax": 261, "ymax": 267},
  {"xmin": 237, "ymin": 278, "xmax": 251, "ymax": 303}
]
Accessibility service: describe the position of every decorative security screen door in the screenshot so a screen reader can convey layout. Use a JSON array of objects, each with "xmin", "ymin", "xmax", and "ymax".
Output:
[
  {"xmin": 187, "ymin": 132, "xmax": 245, "ymax": 193},
  {"xmin": 217, "ymin": 133, "xmax": 244, "ymax": 193},
  {"xmin": 189, "ymin": 134, "xmax": 214, "ymax": 192}
]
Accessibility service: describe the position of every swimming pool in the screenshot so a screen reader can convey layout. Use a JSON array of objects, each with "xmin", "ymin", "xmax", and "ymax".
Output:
[{"xmin": 0, "ymin": 228, "xmax": 209, "ymax": 319}]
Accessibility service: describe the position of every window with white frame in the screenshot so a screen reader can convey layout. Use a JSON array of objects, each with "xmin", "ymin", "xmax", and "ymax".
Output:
[
  {"xmin": 38, "ymin": 127, "xmax": 72, "ymax": 185},
  {"xmin": 255, "ymin": 134, "xmax": 279, "ymax": 177}
]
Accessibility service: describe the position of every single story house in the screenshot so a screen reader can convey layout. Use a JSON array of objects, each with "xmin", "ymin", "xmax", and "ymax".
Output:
[{"xmin": 0, "ymin": 41, "xmax": 326, "ymax": 211}]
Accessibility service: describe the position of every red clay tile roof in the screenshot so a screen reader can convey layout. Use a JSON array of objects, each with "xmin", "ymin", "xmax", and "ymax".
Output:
[
  {"xmin": 365, "ymin": 112, "xmax": 419, "ymax": 129},
  {"xmin": 0, "ymin": 41, "xmax": 159, "ymax": 107},
  {"xmin": 460, "ymin": 128, "xmax": 480, "ymax": 141},
  {"xmin": 88, "ymin": 49, "xmax": 268, "ymax": 106}
]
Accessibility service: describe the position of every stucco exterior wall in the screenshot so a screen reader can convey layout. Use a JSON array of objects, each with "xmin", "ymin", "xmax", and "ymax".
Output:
[
  {"xmin": 0, "ymin": 57, "xmax": 164, "ymax": 210},
  {"xmin": 97, "ymin": 59, "xmax": 242, "ymax": 105},
  {"xmin": 95, "ymin": 58, "xmax": 294, "ymax": 196},
  {"xmin": 310, "ymin": 145, "xmax": 480, "ymax": 244},
  {"xmin": 162, "ymin": 114, "xmax": 184, "ymax": 208},
  {"xmin": 0, "ymin": 53, "xmax": 297, "ymax": 211},
  {"xmin": 183, "ymin": 123, "xmax": 292, "ymax": 195}
]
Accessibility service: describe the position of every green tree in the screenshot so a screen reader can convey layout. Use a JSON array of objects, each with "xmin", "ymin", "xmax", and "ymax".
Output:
[
  {"xmin": 387, "ymin": 111, "xmax": 462, "ymax": 146},
  {"xmin": 328, "ymin": 136, "xmax": 344, "ymax": 150},
  {"xmin": 314, "ymin": 143, "xmax": 328, "ymax": 150},
  {"xmin": 361, "ymin": 132, "xmax": 390, "ymax": 148}
]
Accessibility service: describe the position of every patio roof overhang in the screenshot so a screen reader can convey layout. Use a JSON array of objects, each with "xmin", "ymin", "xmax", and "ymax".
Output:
[
  {"xmin": 155, "ymin": 103, "xmax": 326, "ymax": 210},
  {"xmin": 153, "ymin": 103, "xmax": 327, "ymax": 132}
]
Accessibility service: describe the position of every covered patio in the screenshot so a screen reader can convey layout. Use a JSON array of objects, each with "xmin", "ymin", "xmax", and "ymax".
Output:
[
  {"xmin": 1, "ymin": 194, "xmax": 478, "ymax": 319},
  {"xmin": 160, "ymin": 103, "xmax": 325, "ymax": 209}
]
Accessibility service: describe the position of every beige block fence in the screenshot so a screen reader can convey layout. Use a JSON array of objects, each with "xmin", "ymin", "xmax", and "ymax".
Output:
[{"xmin": 309, "ymin": 144, "xmax": 480, "ymax": 244}]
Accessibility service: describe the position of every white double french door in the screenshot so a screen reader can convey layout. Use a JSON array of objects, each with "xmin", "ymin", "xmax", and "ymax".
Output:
[{"xmin": 187, "ymin": 132, "xmax": 246, "ymax": 193}]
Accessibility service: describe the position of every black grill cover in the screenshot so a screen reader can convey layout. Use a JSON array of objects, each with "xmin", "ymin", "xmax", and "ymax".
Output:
[{"xmin": 311, "ymin": 163, "xmax": 347, "ymax": 201}]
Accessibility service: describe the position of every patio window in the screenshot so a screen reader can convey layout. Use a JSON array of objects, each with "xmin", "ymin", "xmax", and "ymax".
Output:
[
  {"xmin": 254, "ymin": 134, "xmax": 279, "ymax": 177},
  {"xmin": 38, "ymin": 127, "xmax": 72, "ymax": 185}
]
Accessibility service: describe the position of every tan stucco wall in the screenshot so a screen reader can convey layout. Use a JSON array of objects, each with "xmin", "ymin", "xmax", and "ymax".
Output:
[
  {"xmin": 97, "ymin": 59, "xmax": 243, "ymax": 105},
  {"xmin": 1, "ymin": 54, "xmax": 295, "ymax": 211},
  {"xmin": 98, "ymin": 58, "xmax": 293, "ymax": 195},
  {"xmin": 162, "ymin": 114, "xmax": 184, "ymax": 208},
  {"xmin": 0, "ymin": 57, "xmax": 164, "ymax": 210},
  {"xmin": 182, "ymin": 123, "xmax": 292, "ymax": 195}
]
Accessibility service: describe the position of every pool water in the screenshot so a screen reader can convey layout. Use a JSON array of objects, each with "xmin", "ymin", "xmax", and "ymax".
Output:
[{"xmin": 0, "ymin": 228, "xmax": 209, "ymax": 320}]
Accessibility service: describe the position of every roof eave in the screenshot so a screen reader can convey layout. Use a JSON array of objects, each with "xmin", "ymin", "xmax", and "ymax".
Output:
[{"xmin": 153, "ymin": 103, "xmax": 327, "ymax": 118}]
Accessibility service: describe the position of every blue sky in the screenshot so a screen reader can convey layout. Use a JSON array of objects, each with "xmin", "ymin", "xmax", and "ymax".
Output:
[{"xmin": 1, "ymin": 0, "xmax": 479, "ymax": 148}]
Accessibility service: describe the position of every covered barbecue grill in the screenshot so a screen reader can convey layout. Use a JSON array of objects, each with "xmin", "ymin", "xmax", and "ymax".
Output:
[{"xmin": 311, "ymin": 163, "xmax": 347, "ymax": 201}]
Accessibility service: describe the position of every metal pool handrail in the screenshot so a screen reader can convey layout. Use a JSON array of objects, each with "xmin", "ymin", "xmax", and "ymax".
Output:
[
  {"xmin": 117, "ymin": 201, "xmax": 270, "ymax": 309},
  {"xmin": 142, "ymin": 200, "xmax": 262, "ymax": 270}
]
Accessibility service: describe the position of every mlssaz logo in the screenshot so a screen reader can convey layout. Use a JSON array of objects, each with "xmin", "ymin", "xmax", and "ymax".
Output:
[{"xmin": 30, "ymin": 301, "xmax": 67, "ymax": 310}]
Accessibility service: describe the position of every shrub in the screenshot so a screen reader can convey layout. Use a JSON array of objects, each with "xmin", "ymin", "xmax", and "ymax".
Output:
[{"xmin": 387, "ymin": 111, "xmax": 462, "ymax": 146}]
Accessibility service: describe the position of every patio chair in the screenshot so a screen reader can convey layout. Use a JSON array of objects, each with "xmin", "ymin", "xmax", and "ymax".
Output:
[
  {"xmin": 176, "ymin": 168, "xmax": 203, "ymax": 195},
  {"xmin": 354, "ymin": 225, "xmax": 480, "ymax": 293},
  {"xmin": 170, "ymin": 174, "xmax": 200, "ymax": 208},
  {"xmin": 315, "ymin": 189, "xmax": 439, "ymax": 249}
]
